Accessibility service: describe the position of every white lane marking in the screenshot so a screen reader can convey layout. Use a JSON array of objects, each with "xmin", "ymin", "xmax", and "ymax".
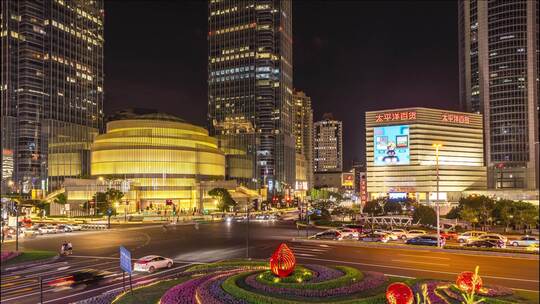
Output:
[
  {"xmin": 391, "ymin": 259, "xmax": 450, "ymax": 267},
  {"xmin": 511, "ymin": 287, "xmax": 540, "ymax": 293},
  {"xmin": 56, "ymin": 266, "xmax": 70, "ymax": 271},
  {"xmin": 296, "ymin": 253, "xmax": 317, "ymax": 257},
  {"xmin": 295, "ymin": 256, "xmax": 539, "ymax": 283},
  {"xmin": 397, "ymin": 254, "xmax": 450, "ymax": 260},
  {"xmin": 1, "ymin": 263, "xmax": 194, "ymax": 303},
  {"xmin": 384, "ymin": 274, "xmax": 416, "ymax": 279},
  {"xmin": 318, "ymin": 244, "xmax": 330, "ymax": 247},
  {"xmin": 291, "ymin": 247, "xmax": 327, "ymax": 252}
]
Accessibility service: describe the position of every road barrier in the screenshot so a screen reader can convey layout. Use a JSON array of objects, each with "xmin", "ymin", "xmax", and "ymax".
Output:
[{"xmin": 82, "ymin": 224, "xmax": 107, "ymax": 230}]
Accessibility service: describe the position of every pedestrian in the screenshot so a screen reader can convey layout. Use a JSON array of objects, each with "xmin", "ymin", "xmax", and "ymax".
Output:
[
  {"xmin": 67, "ymin": 241, "xmax": 73, "ymax": 255},
  {"xmin": 60, "ymin": 241, "xmax": 67, "ymax": 255}
]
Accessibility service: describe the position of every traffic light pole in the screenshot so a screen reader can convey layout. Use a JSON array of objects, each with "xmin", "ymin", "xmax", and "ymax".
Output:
[{"xmin": 15, "ymin": 204, "xmax": 19, "ymax": 252}]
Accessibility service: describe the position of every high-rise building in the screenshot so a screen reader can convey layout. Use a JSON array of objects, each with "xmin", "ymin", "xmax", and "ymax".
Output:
[
  {"xmin": 208, "ymin": 0, "xmax": 294, "ymax": 193},
  {"xmin": 1, "ymin": 0, "xmax": 104, "ymax": 194},
  {"xmin": 314, "ymin": 114, "xmax": 343, "ymax": 173},
  {"xmin": 458, "ymin": 0, "xmax": 539, "ymax": 190},
  {"xmin": 293, "ymin": 90, "xmax": 313, "ymax": 191}
]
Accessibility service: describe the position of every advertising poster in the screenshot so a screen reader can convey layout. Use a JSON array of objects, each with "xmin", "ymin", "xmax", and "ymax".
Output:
[{"xmin": 374, "ymin": 125, "xmax": 410, "ymax": 165}]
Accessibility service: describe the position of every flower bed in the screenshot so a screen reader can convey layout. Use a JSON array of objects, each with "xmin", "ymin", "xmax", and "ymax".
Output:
[
  {"xmin": 245, "ymin": 270, "xmax": 386, "ymax": 298},
  {"xmin": 412, "ymin": 280, "xmax": 516, "ymax": 304},
  {"xmin": 0, "ymin": 251, "xmax": 20, "ymax": 262}
]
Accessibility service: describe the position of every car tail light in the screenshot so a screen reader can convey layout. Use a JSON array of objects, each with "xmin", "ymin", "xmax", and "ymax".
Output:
[
  {"xmin": 49, "ymin": 276, "xmax": 74, "ymax": 286},
  {"xmin": 136, "ymin": 260, "xmax": 149, "ymax": 265}
]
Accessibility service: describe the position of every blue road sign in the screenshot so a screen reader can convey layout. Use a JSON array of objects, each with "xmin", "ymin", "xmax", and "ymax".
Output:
[{"xmin": 119, "ymin": 246, "xmax": 132, "ymax": 274}]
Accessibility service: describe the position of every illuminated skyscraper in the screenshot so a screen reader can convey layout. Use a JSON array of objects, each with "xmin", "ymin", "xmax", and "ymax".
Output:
[
  {"xmin": 314, "ymin": 114, "xmax": 343, "ymax": 173},
  {"xmin": 458, "ymin": 0, "xmax": 539, "ymax": 190},
  {"xmin": 1, "ymin": 0, "xmax": 104, "ymax": 193},
  {"xmin": 208, "ymin": 0, "xmax": 294, "ymax": 193},
  {"xmin": 293, "ymin": 90, "xmax": 313, "ymax": 191}
]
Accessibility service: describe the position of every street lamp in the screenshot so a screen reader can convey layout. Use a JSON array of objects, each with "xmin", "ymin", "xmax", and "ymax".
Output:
[{"xmin": 432, "ymin": 143, "xmax": 442, "ymax": 248}]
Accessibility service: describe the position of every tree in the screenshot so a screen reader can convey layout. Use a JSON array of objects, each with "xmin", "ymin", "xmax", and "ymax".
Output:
[
  {"xmin": 331, "ymin": 206, "xmax": 353, "ymax": 221},
  {"xmin": 106, "ymin": 188, "xmax": 124, "ymax": 206},
  {"xmin": 208, "ymin": 188, "xmax": 236, "ymax": 212},
  {"xmin": 512, "ymin": 201, "xmax": 539, "ymax": 233},
  {"xmin": 53, "ymin": 193, "xmax": 67, "ymax": 205},
  {"xmin": 92, "ymin": 192, "xmax": 108, "ymax": 214},
  {"xmin": 492, "ymin": 200, "xmax": 514, "ymax": 232},
  {"xmin": 445, "ymin": 206, "xmax": 461, "ymax": 219},
  {"xmin": 458, "ymin": 195, "xmax": 495, "ymax": 230},
  {"xmin": 459, "ymin": 206, "xmax": 479, "ymax": 230},
  {"xmin": 384, "ymin": 201, "xmax": 403, "ymax": 214},
  {"xmin": 412, "ymin": 205, "xmax": 437, "ymax": 226},
  {"xmin": 362, "ymin": 198, "xmax": 385, "ymax": 215}
]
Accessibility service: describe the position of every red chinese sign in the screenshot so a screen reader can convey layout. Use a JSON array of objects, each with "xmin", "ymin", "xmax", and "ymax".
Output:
[
  {"xmin": 360, "ymin": 175, "xmax": 367, "ymax": 203},
  {"xmin": 442, "ymin": 113, "xmax": 470, "ymax": 124},
  {"xmin": 375, "ymin": 111, "xmax": 416, "ymax": 123}
]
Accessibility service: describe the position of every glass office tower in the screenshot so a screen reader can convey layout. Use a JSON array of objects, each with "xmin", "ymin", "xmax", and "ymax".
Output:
[
  {"xmin": 458, "ymin": 0, "xmax": 539, "ymax": 190},
  {"xmin": 208, "ymin": 0, "xmax": 294, "ymax": 193},
  {"xmin": 1, "ymin": 0, "xmax": 104, "ymax": 194}
]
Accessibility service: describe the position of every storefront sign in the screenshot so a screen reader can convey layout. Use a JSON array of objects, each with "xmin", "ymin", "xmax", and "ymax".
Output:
[
  {"xmin": 375, "ymin": 111, "xmax": 417, "ymax": 123},
  {"xmin": 441, "ymin": 113, "xmax": 470, "ymax": 124},
  {"xmin": 360, "ymin": 175, "xmax": 367, "ymax": 203}
]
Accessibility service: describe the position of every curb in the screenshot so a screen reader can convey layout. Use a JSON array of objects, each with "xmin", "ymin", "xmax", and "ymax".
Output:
[
  {"xmin": 292, "ymin": 238, "xmax": 540, "ymax": 259},
  {"xmin": 2, "ymin": 254, "xmax": 60, "ymax": 272}
]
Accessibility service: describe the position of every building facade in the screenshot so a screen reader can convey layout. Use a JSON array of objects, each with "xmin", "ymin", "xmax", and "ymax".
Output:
[
  {"xmin": 1, "ymin": 0, "xmax": 104, "ymax": 194},
  {"xmin": 293, "ymin": 89, "xmax": 313, "ymax": 192},
  {"xmin": 458, "ymin": 0, "xmax": 539, "ymax": 190},
  {"xmin": 208, "ymin": 0, "xmax": 295, "ymax": 194},
  {"xmin": 366, "ymin": 108, "xmax": 486, "ymax": 203},
  {"xmin": 90, "ymin": 113, "xmax": 226, "ymax": 212},
  {"xmin": 314, "ymin": 116, "xmax": 343, "ymax": 173}
]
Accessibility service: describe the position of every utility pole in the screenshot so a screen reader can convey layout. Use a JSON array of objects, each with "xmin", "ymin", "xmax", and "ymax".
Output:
[
  {"xmin": 246, "ymin": 202, "xmax": 250, "ymax": 259},
  {"xmin": 15, "ymin": 202, "xmax": 19, "ymax": 252},
  {"xmin": 433, "ymin": 143, "xmax": 442, "ymax": 248}
]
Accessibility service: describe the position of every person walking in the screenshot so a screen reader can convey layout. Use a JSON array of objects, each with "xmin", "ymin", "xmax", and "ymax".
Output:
[{"xmin": 67, "ymin": 241, "xmax": 73, "ymax": 255}]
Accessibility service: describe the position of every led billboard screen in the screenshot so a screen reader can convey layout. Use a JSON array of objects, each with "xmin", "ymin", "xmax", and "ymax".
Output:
[{"xmin": 374, "ymin": 125, "xmax": 410, "ymax": 165}]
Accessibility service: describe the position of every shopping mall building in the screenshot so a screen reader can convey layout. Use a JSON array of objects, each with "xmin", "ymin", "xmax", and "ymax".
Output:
[
  {"xmin": 48, "ymin": 112, "xmax": 259, "ymax": 216},
  {"xmin": 366, "ymin": 107, "xmax": 486, "ymax": 203}
]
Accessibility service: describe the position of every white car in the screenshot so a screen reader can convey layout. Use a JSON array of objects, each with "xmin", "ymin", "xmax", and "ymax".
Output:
[
  {"xmin": 457, "ymin": 231, "xmax": 486, "ymax": 243},
  {"xmin": 134, "ymin": 255, "xmax": 173, "ymax": 273},
  {"xmin": 387, "ymin": 229, "xmax": 407, "ymax": 241},
  {"xmin": 65, "ymin": 224, "xmax": 83, "ymax": 231},
  {"xmin": 510, "ymin": 236, "xmax": 539, "ymax": 247},
  {"xmin": 400, "ymin": 230, "xmax": 427, "ymax": 240},
  {"xmin": 336, "ymin": 228, "xmax": 359, "ymax": 239},
  {"xmin": 38, "ymin": 225, "xmax": 57, "ymax": 234}
]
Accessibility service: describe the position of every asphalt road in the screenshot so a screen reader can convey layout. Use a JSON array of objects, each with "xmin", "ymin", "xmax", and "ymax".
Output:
[{"xmin": 1, "ymin": 221, "xmax": 538, "ymax": 303}]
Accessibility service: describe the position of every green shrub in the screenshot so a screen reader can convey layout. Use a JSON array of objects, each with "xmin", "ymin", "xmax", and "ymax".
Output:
[
  {"xmin": 185, "ymin": 260, "xmax": 268, "ymax": 272},
  {"xmin": 255, "ymin": 266, "xmax": 363, "ymax": 290},
  {"xmin": 258, "ymin": 267, "xmax": 313, "ymax": 284}
]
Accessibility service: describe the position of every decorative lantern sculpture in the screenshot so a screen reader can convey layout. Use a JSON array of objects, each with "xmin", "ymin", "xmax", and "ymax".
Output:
[
  {"xmin": 386, "ymin": 282, "xmax": 414, "ymax": 304},
  {"xmin": 270, "ymin": 243, "xmax": 296, "ymax": 277},
  {"xmin": 456, "ymin": 271, "xmax": 483, "ymax": 293}
]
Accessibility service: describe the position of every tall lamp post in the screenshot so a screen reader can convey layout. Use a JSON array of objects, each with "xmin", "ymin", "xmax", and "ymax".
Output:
[{"xmin": 432, "ymin": 143, "xmax": 442, "ymax": 248}]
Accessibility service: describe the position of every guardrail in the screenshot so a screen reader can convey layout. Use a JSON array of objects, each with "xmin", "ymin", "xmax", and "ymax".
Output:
[{"xmin": 81, "ymin": 224, "xmax": 107, "ymax": 230}]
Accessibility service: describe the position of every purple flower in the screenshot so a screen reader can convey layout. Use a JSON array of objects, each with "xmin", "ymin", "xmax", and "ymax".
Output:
[{"xmin": 304, "ymin": 264, "xmax": 343, "ymax": 283}]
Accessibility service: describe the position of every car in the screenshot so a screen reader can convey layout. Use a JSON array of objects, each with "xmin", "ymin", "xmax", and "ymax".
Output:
[
  {"xmin": 38, "ymin": 225, "xmax": 57, "ymax": 234},
  {"xmin": 468, "ymin": 234, "xmax": 508, "ymax": 246},
  {"xmin": 48, "ymin": 269, "xmax": 106, "ymax": 288},
  {"xmin": 66, "ymin": 224, "xmax": 83, "ymax": 231},
  {"xmin": 400, "ymin": 230, "xmax": 427, "ymax": 240},
  {"xmin": 509, "ymin": 236, "xmax": 539, "ymax": 247},
  {"xmin": 457, "ymin": 231, "xmax": 486, "ymax": 243},
  {"xmin": 134, "ymin": 255, "xmax": 174, "ymax": 273},
  {"xmin": 440, "ymin": 229, "xmax": 459, "ymax": 240},
  {"xmin": 336, "ymin": 228, "xmax": 359, "ymax": 239},
  {"xmin": 360, "ymin": 233, "xmax": 389, "ymax": 243},
  {"xmin": 389, "ymin": 229, "xmax": 407, "ymax": 240},
  {"xmin": 342, "ymin": 224, "xmax": 364, "ymax": 233},
  {"xmin": 526, "ymin": 243, "xmax": 539, "ymax": 253},
  {"xmin": 464, "ymin": 240, "xmax": 499, "ymax": 248},
  {"xmin": 57, "ymin": 224, "xmax": 73, "ymax": 233},
  {"xmin": 406, "ymin": 235, "xmax": 444, "ymax": 247},
  {"xmin": 309, "ymin": 230, "xmax": 343, "ymax": 241}
]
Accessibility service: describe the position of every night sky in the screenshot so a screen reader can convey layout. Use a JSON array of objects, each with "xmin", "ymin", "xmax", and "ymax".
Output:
[{"xmin": 104, "ymin": 0, "xmax": 459, "ymax": 170}]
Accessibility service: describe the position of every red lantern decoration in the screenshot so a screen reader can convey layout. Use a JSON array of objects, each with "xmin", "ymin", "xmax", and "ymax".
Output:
[
  {"xmin": 386, "ymin": 282, "xmax": 414, "ymax": 304},
  {"xmin": 270, "ymin": 243, "xmax": 296, "ymax": 278},
  {"xmin": 456, "ymin": 271, "xmax": 483, "ymax": 293}
]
